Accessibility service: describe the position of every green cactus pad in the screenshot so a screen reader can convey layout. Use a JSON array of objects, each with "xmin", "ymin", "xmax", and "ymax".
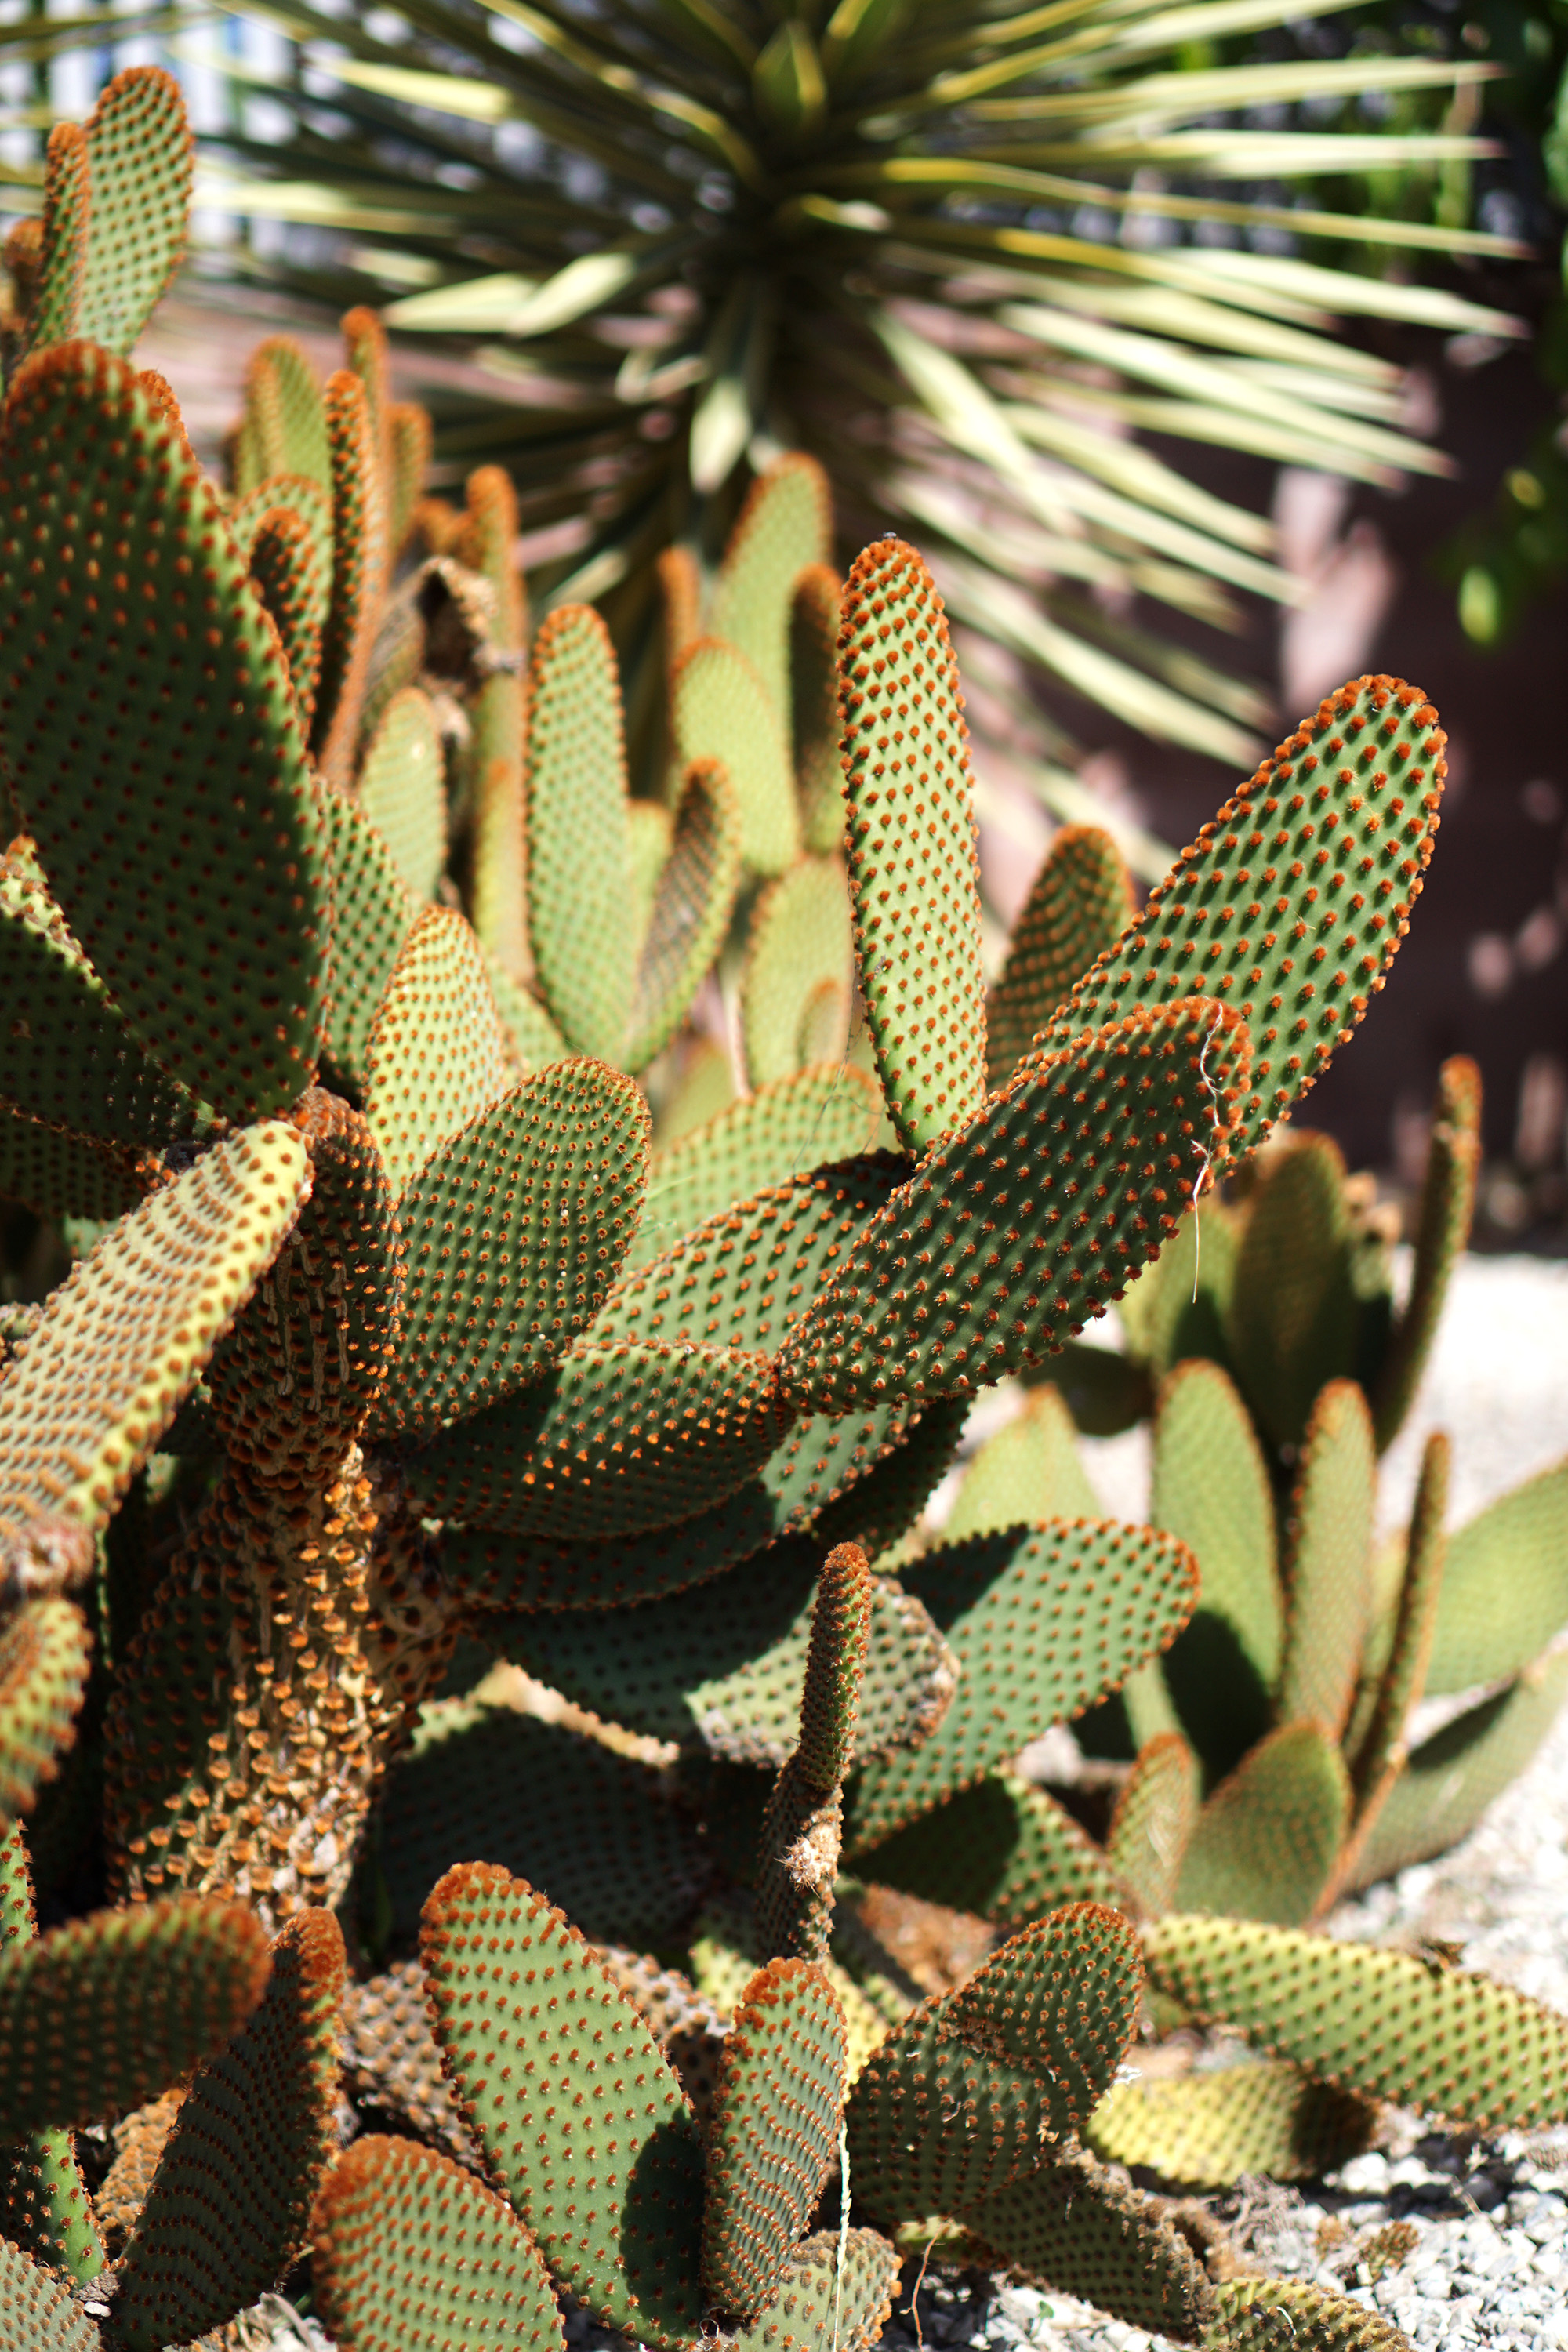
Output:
[
  {"xmin": 701, "ymin": 1959, "xmax": 848, "ymax": 2315},
  {"xmin": 858, "ymin": 1771, "xmax": 1127, "ymax": 1929},
  {"xmin": 1425, "ymin": 1452, "xmax": 1568, "ymax": 1695},
  {"xmin": 30, "ymin": 124, "xmax": 89, "ymax": 351},
  {"xmin": 0, "ymin": 1597, "xmax": 93, "ymax": 1819},
  {"xmin": 0, "ymin": 1894, "xmax": 269, "ymax": 2135},
  {"xmin": 673, "ymin": 635, "xmax": 801, "ymax": 877},
  {"xmin": 1116, "ymin": 1196, "xmax": 1238, "ymax": 1384},
  {"xmin": 113, "ymin": 1907, "xmax": 345, "ymax": 2350},
  {"xmin": 729, "ymin": 2227, "xmax": 898, "ymax": 2352},
  {"xmin": 0, "ymin": 2235, "xmax": 100, "ymax": 2352},
  {"xmin": 776, "ymin": 996, "xmax": 1252, "ymax": 1413},
  {"xmin": 241, "ymin": 339, "xmax": 332, "ymax": 497},
  {"xmin": 312, "ymin": 2132, "xmax": 565, "ymax": 2352},
  {"xmin": 487, "ymin": 1548, "xmax": 953, "ymax": 1766},
  {"xmin": 364, "ymin": 906, "xmax": 515, "ymax": 1196},
  {"xmin": 1346, "ymin": 1648, "xmax": 1568, "ymax": 1893},
  {"xmin": 406, "ymin": 1340, "xmax": 782, "ymax": 1538},
  {"xmin": 0, "ymin": 846, "xmax": 204, "ymax": 1148},
  {"xmin": 0, "ymin": 1105, "xmax": 148, "ymax": 1221},
  {"xmin": 742, "ymin": 856, "xmax": 853, "ymax": 1090},
  {"xmin": 313, "ymin": 367, "xmax": 387, "ymax": 784},
  {"xmin": 206, "ymin": 1095, "xmax": 398, "ymax": 1483},
  {"xmin": 1087, "ymin": 2056, "xmax": 1377, "ymax": 2189},
  {"xmin": 985, "ymin": 826, "xmax": 1136, "ymax": 1094},
  {"xmin": 230, "ymin": 470, "xmax": 334, "ymax": 579},
  {"xmin": 0, "ymin": 343, "xmax": 332, "ymax": 1118},
  {"xmin": 1225, "ymin": 1138, "xmax": 1363, "ymax": 1454},
  {"xmin": 791, "ymin": 564, "xmax": 846, "ymax": 856},
  {"xmin": 844, "ymin": 1518, "xmax": 1199, "ymax": 1853},
  {"xmin": 358, "ymin": 686, "xmax": 448, "ymax": 904},
  {"xmin": 378, "ymin": 1700, "xmax": 708, "ymax": 1950},
  {"xmin": 1372, "ymin": 1056, "xmax": 1480, "ymax": 1453},
  {"xmin": 321, "ymin": 786, "xmax": 416, "ymax": 1094},
  {"xmin": 524, "ymin": 604, "xmax": 636, "ymax": 1061},
  {"xmin": 1144, "ymin": 1911, "xmax": 1568, "ymax": 2129},
  {"xmin": 247, "ymin": 501, "xmax": 329, "ymax": 728},
  {"xmin": 946, "ymin": 1901, "xmax": 1142, "ymax": 2109},
  {"xmin": 625, "ymin": 758, "xmax": 743, "ymax": 1074},
  {"xmin": 70, "ymin": 67, "xmax": 191, "ymax": 356},
  {"xmin": 1345, "ymin": 1432, "xmax": 1448, "ymax": 1826},
  {"xmin": 377, "ymin": 1062, "xmax": 648, "ymax": 1437},
  {"xmin": 0, "ymin": 2126, "xmax": 103, "ymax": 2281},
  {"xmin": 630, "ymin": 1063, "xmax": 884, "ymax": 1272},
  {"xmin": 962, "ymin": 2149, "xmax": 1216, "ymax": 2338},
  {"xmin": 0, "ymin": 1122, "xmax": 311, "ymax": 1540},
  {"xmin": 1150, "ymin": 1359, "xmax": 1283, "ymax": 1779},
  {"xmin": 339, "ymin": 1960, "xmax": 474, "ymax": 2162},
  {"xmin": 342, "ymin": 304, "xmax": 390, "ymax": 474},
  {"xmin": 1204, "ymin": 2277, "xmax": 1412, "ymax": 2352},
  {"xmin": 1106, "ymin": 1733, "xmax": 1200, "ymax": 1919},
  {"xmin": 1276, "ymin": 1381, "xmax": 1374, "ymax": 1740},
  {"xmin": 422, "ymin": 1860, "xmax": 706, "ymax": 2350},
  {"xmin": 943, "ymin": 1385, "xmax": 1102, "ymax": 1541},
  {"xmin": 387, "ymin": 404, "xmax": 433, "ymax": 555},
  {"xmin": 1025, "ymin": 678, "xmax": 1446, "ymax": 1169},
  {"xmin": 711, "ymin": 455, "xmax": 833, "ymax": 729},
  {"xmin": 1175, "ymin": 1724, "xmax": 1350, "ymax": 1926},
  {"xmin": 836, "ymin": 539, "xmax": 987, "ymax": 1155}
]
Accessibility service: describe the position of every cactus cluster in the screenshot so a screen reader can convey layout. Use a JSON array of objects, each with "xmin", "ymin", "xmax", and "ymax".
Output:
[{"xmin": 0, "ymin": 67, "xmax": 1563, "ymax": 2352}]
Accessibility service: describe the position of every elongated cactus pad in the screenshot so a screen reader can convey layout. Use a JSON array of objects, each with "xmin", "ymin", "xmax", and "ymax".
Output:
[
  {"xmin": 742, "ymin": 856, "xmax": 853, "ymax": 1089},
  {"xmin": 422, "ymin": 1862, "xmax": 706, "ymax": 2350},
  {"xmin": 1372, "ymin": 1055, "xmax": 1480, "ymax": 1452},
  {"xmin": 1087, "ymin": 2057, "xmax": 1377, "ymax": 2189},
  {"xmin": 857, "ymin": 1769, "xmax": 1127, "ymax": 1929},
  {"xmin": 0, "ymin": 343, "xmax": 332, "ymax": 1117},
  {"xmin": 0, "ymin": 1597, "xmax": 93, "ymax": 1818},
  {"xmin": 1425, "ymin": 1452, "xmax": 1568, "ymax": 1694},
  {"xmin": 0, "ymin": 1895, "xmax": 269, "ymax": 2135},
  {"xmin": 377, "ymin": 1062, "xmax": 649, "ymax": 1436},
  {"xmin": 943, "ymin": 1900, "xmax": 1143, "ymax": 2118},
  {"xmin": 525, "ymin": 603, "xmax": 636, "ymax": 1060},
  {"xmin": 701, "ymin": 1958, "xmax": 848, "ymax": 2315},
  {"xmin": 961, "ymin": 2150, "xmax": 1216, "ymax": 2339},
  {"xmin": 0, "ymin": 2236, "xmax": 100, "ymax": 2352},
  {"xmin": 1025, "ymin": 678, "xmax": 1446, "ymax": 1168},
  {"xmin": 407, "ymin": 1340, "xmax": 782, "ymax": 1539},
  {"xmin": 241, "ymin": 340, "xmax": 332, "ymax": 496},
  {"xmin": 321, "ymin": 786, "xmax": 416, "ymax": 1093},
  {"xmin": 711, "ymin": 454, "xmax": 833, "ymax": 728},
  {"xmin": 1175, "ymin": 1724, "xmax": 1350, "ymax": 1926},
  {"xmin": 1144, "ymin": 1911, "xmax": 1568, "ymax": 2130},
  {"xmin": 1345, "ymin": 1431, "xmax": 1448, "ymax": 1825},
  {"xmin": 986, "ymin": 826, "xmax": 1136, "ymax": 1094},
  {"xmin": 364, "ymin": 906, "xmax": 514, "ymax": 1196},
  {"xmin": 312, "ymin": 2132, "xmax": 565, "ymax": 2352},
  {"xmin": 673, "ymin": 636, "xmax": 801, "ymax": 876},
  {"xmin": 777, "ymin": 996, "xmax": 1250, "ymax": 1412},
  {"xmin": 488, "ymin": 1551, "xmax": 953, "ymax": 1766},
  {"xmin": 377, "ymin": 1701, "xmax": 708, "ymax": 1951},
  {"xmin": 67, "ymin": 67, "xmax": 191, "ymax": 356},
  {"xmin": 626, "ymin": 758, "xmax": 743, "ymax": 1073},
  {"xmin": 1204, "ymin": 2277, "xmax": 1412, "ymax": 2352},
  {"xmin": 0, "ymin": 1123, "xmax": 310, "ymax": 1539},
  {"xmin": 791, "ymin": 564, "xmax": 846, "ymax": 855},
  {"xmin": 845, "ymin": 1518, "xmax": 1198, "ymax": 1853},
  {"xmin": 1106, "ymin": 1732, "xmax": 1201, "ymax": 1918},
  {"xmin": 630, "ymin": 1063, "xmax": 883, "ymax": 1272},
  {"xmin": 314, "ymin": 367, "xmax": 387, "ymax": 782},
  {"xmin": 30, "ymin": 124, "xmax": 89, "ymax": 351},
  {"xmin": 755, "ymin": 1543, "xmax": 872, "ymax": 1965},
  {"xmin": 358, "ymin": 685, "xmax": 448, "ymax": 903},
  {"xmin": 836, "ymin": 539, "xmax": 987, "ymax": 1153},
  {"xmin": 730, "ymin": 2227, "xmax": 898, "ymax": 2352},
  {"xmin": 1149, "ymin": 1359, "xmax": 1283, "ymax": 1777},
  {"xmin": 1276, "ymin": 1381, "xmax": 1374, "ymax": 1740},
  {"xmin": 0, "ymin": 1106, "xmax": 148, "ymax": 1221},
  {"xmin": 0, "ymin": 2125, "xmax": 103, "ymax": 2280},
  {"xmin": 944, "ymin": 1384, "xmax": 1101, "ymax": 1541},
  {"xmin": 248, "ymin": 501, "xmax": 329, "ymax": 727},
  {"xmin": 113, "ymin": 1908, "xmax": 346, "ymax": 2350},
  {"xmin": 1227, "ymin": 1137, "xmax": 1360, "ymax": 1452}
]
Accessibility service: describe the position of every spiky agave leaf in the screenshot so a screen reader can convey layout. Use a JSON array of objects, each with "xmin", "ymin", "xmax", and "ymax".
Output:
[{"xmin": 173, "ymin": 0, "xmax": 1511, "ymax": 775}]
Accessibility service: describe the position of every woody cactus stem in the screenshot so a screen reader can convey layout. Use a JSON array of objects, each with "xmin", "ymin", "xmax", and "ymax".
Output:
[{"xmin": 755, "ymin": 1542, "xmax": 872, "ymax": 1964}]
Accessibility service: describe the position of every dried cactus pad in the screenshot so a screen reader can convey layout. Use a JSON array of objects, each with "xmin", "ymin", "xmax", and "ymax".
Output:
[
  {"xmin": 729, "ymin": 2228, "xmax": 899, "ymax": 2352},
  {"xmin": 422, "ymin": 1862, "xmax": 706, "ymax": 2351},
  {"xmin": 962, "ymin": 2150, "xmax": 1217, "ymax": 2340},
  {"xmin": 777, "ymin": 996, "xmax": 1250, "ymax": 1414},
  {"xmin": 701, "ymin": 1958, "xmax": 848, "ymax": 2316},
  {"xmin": 1027, "ymin": 678, "xmax": 1446, "ymax": 1170},
  {"xmin": 0, "ymin": 2236, "xmax": 100, "ymax": 2352},
  {"xmin": 836, "ymin": 538, "xmax": 987, "ymax": 1154},
  {"xmin": 0, "ymin": 1123, "xmax": 311, "ymax": 1539},
  {"xmin": 1144, "ymin": 1913, "xmax": 1568, "ymax": 2132},
  {"xmin": 112, "ymin": 1908, "xmax": 346, "ymax": 2350},
  {"xmin": 0, "ymin": 343, "xmax": 332, "ymax": 1120},
  {"xmin": 0, "ymin": 1896, "xmax": 269, "ymax": 2136},
  {"xmin": 377, "ymin": 1061, "xmax": 650, "ymax": 1436},
  {"xmin": 312, "ymin": 2133, "xmax": 565, "ymax": 2352},
  {"xmin": 1087, "ymin": 2057, "xmax": 1377, "ymax": 2190}
]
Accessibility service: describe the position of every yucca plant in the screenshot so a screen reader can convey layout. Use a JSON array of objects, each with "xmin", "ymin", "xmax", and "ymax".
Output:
[{"xmin": 2, "ymin": 67, "xmax": 1566, "ymax": 2352}]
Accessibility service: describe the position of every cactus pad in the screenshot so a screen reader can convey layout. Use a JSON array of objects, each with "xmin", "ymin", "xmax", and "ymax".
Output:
[
  {"xmin": 791, "ymin": 564, "xmax": 846, "ymax": 855},
  {"xmin": 1425, "ymin": 1452, "xmax": 1568, "ymax": 1694},
  {"xmin": 1227, "ymin": 1138, "xmax": 1361, "ymax": 1452},
  {"xmin": 701, "ymin": 1958, "xmax": 848, "ymax": 2315},
  {"xmin": 673, "ymin": 636, "xmax": 801, "ymax": 877},
  {"xmin": 247, "ymin": 501, "xmax": 329, "ymax": 727},
  {"xmin": 321, "ymin": 786, "xmax": 416, "ymax": 1093},
  {"xmin": 777, "ymin": 996, "xmax": 1250, "ymax": 1412},
  {"xmin": 0, "ymin": 1123, "xmax": 310, "ymax": 1539},
  {"xmin": 1106, "ymin": 1732, "xmax": 1201, "ymax": 1918},
  {"xmin": 625, "ymin": 757, "xmax": 743, "ymax": 1073},
  {"xmin": 1345, "ymin": 1431, "xmax": 1448, "ymax": 1825},
  {"xmin": 378, "ymin": 1062, "xmax": 649, "ymax": 1436},
  {"xmin": 742, "ymin": 856, "xmax": 853, "ymax": 1089},
  {"xmin": 363, "ymin": 906, "xmax": 514, "ymax": 1196},
  {"xmin": 68, "ymin": 67, "xmax": 192, "ymax": 356},
  {"xmin": 943, "ymin": 1900, "xmax": 1143, "ymax": 2119},
  {"xmin": 312, "ymin": 2132, "xmax": 566, "ymax": 2352},
  {"xmin": 730, "ymin": 2227, "xmax": 899, "ymax": 2352},
  {"xmin": 836, "ymin": 539, "xmax": 987, "ymax": 1154},
  {"xmin": 962, "ymin": 2149, "xmax": 1217, "ymax": 2338},
  {"xmin": 0, "ymin": 2237, "xmax": 100, "ymax": 2352},
  {"xmin": 1276, "ymin": 1381, "xmax": 1374, "ymax": 1740},
  {"xmin": 0, "ymin": 1597, "xmax": 93, "ymax": 1818},
  {"xmin": 358, "ymin": 686, "xmax": 448, "ymax": 904},
  {"xmin": 0, "ymin": 343, "xmax": 332, "ymax": 1117},
  {"xmin": 113, "ymin": 1907, "xmax": 346, "ymax": 2350},
  {"xmin": 711, "ymin": 455, "xmax": 833, "ymax": 727},
  {"xmin": 338, "ymin": 1961, "xmax": 474, "ymax": 2163},
  {"xmin": 313, "ymin": 367, "xmax": 386, "ymax": 782},
  {"xmin": 1026, "ymin": 678, "xmax": 1446, "ymax": 1168},
  {"xmin": 30, "ymin": 125, "xmax": 89, "ymax": 352},
  {"xmin": 1372, "ymin": 1055, "xmax": 1479, "ymax": 1451},
  {"xmin": 422, "ymin": 1861, "xmax": 706, "ymax": 2350},
  {"xmin": 985, "ymin": 826, "xmax": 1135, "ymax": 1093},
  {"xmin": 0, "ymin": 2125, "xmax": 103, "ymax": 2280},
  {"xmin": 845, "ymin": 1518, "xmax": 1199, "ymax": 1852},
  {"xmin": 524, "ymin": 603, "xmax": 635, "ymax": 1061},
  {"xmin": 1087, "ymin": 2057, "xmax": 1377, "ymax": 2189},
  {"xmin": 857, "ymin": 1770, "xmax": 1127, "ymax": 1928},
  {"xmin": 943, "ymin": 1384, "xmax": 1102, "ymax": 1541},
  {"xmin": 0, "ymin": 1107, "xmax": 148, "ymax": 1221},
  {"xmin": 1144, "ymin": 1911, "xmax": 1568, "ymax": 2130},
  {"xmin": 1204, "ymin": 2276, "xmax": 1412, "ymax": 2352},
  {"xmin": 241, "ymin": 339, "xmax": 332, "ymax": 496},
  {"xmin": 1175, "ymin": 1724, "xmax": 1351, "ymax": 1926}
]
